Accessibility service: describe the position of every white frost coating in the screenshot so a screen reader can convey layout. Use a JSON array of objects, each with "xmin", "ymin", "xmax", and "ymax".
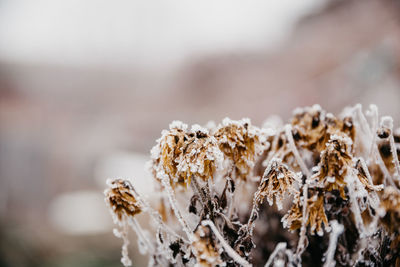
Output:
[
  {"xmin": 264, "ymin": 242, "xmax": 287, "ymax": 267},
  {"xmin": 323, "ymin": 220, "xmax": 344, "ymax": 267},
  {"xmin": 191, "ymin": 124, "xmax": 209, "ymax": 134},
  {"xmin": 202, "ymin": 220, "xmax": 252, "ymax": 267},
  {"xmin": 330, "ymin": 133, "xmax": 353, "ymax": 149},
  {"xmin": 114, "ymin": 222, "xmax": 132, "ymax": 266},
  {"xmin": 367, "ymin": 104, "xmax": 379, "ymax": 158},
  {"xmin": 222, "ymin": 117, "xmax": 251, "ymax": 128},
  {"xmin": 169, "ymin": 120, "xmax": 188, "ymax": 131}
]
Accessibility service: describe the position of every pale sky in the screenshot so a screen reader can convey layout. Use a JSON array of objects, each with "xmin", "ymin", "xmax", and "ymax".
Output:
[{"xmin": 0, "ymin": 0, "xmax": 327, "ymax": 69}]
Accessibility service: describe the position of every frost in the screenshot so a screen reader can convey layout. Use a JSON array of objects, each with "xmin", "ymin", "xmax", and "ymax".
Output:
[{"xmin": 169, "ymin": 120, "xmax": 188, "ymax": 131}]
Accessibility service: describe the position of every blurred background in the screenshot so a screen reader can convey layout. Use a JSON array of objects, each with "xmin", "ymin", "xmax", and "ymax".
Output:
[{"xmin": 0, "ymin": 0, "xmax": 399, "ymax": 266}]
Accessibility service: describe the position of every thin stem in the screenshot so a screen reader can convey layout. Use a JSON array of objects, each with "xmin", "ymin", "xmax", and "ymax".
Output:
[
  {"xmin": 353, "ymin": 106, "xmax": 398, "ymax": 189},
  {"xmin": 284, "ymin": 124, "xmax": 311, "ymax": 261},
  {"xmin": 159, "ymin": 172, "xmax": 193, "ymax": 242},
  {"xmin": 128, "ymin": 179, "xmax": 187, "ymax": 242},
  {"xmin": 345, "ymin": 173, "xmax": 366, "ymax": 236},
  {"xmin": 285, "ymin": 124, "xmax": 311, "ymax": 178},
  {"xmin": 247, "ymin": 159, "xmax": 276, "ymax": 235},
  {"xmin": 129, "ymin": 217, "xmax": 155, "ymax": 254},
  {"xmin": 358, "ymin": 158, "xmax": 383, "ymax": 211},
  {"xmin": 202, "ymin": 220, "xmax": 252, "ymax": 267},
  {"xmin": 296, "ymin": 183, "xmax": 309, "ymax": 261},
  {"xmin": 264, "ymin": 242, "xmax": 287, "ymax": 267},
  {"xmin": 368, "ymin": 104, "xmax": 378, "ymax": 159},
  {"xmin": 191, "ymin": 176, "xmax": 214, "ymax": 220},
  {"xmin": 323, "ymin": 220, "xmax": 343, "ymax": 267}
]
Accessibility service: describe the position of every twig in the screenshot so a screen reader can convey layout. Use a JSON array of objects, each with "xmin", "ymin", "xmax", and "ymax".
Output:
[
  {"xmin": 264, "ymin": 242, "xmax": 287, "ymax": 267},
  {"xmin": 202, "ymin": 220, "xmax": 252, "ymax": 267},
  {"xmin": 323, "ymin": 220, "xmax": 343, "ymax": 267}
]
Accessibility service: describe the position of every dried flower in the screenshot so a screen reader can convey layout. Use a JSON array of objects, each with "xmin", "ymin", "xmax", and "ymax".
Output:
[
  {"xmin": 310, "ymin": 134, "xmax": 353, "ymax": 199},
  {"xmin": 306, "ymin": 192, "xmax": 329, "ymax": 236},
  {"xmin": 282, "ymin": 190, "xmax": 329, "ymax": 236},
  {"xmin": 291, "ymin": 105, "xmax": 355, "ymax": 154},
  {"xmin": 151, "ymin": 121, "xmax": 223, "ymax": 187},
  {"xmin": 255, "ymin": 159, "xmax": 300, "ymax": 210},
  {"xmin": 105, "ymin": 179, "xmax": 142, "ymax": 223},
  {"xmin": 281, "ymin": 191, "xmax": 303, "ymax": 231},
  {"xmin": 214, "ymin": 118, "xmax": 266, "ymax": 180}
]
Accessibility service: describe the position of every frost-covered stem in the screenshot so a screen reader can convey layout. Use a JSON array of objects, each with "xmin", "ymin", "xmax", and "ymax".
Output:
[
  {"xmin": 354, "ymin": 104, "xmax": 372, "ymax": 138},
  {"xmin": 368, "ymin": 104, "xmax": 379, "ymax": 159},
  {"xmin": 247, "ymin": 160, "xmax": 275, "ymax": 235},
  {"xmin": 285, "ymin": 124, "xmax": 311, "ymax": 262},
  {"xmin": 264, "ymin": 242, "xmax": 287, "ymax": 267},
  {"xmin": 190, "ymin": 177, "xmax": 207, "ymax": 206},
  {"xmin": 191, "ymin": 176, "xmax": 214, "ymax": 220},
  {"xmin": 374, "ymin": 145, "xmax": 398, "ymax": 188},
  {"xmin": 358, "ymin": 158, "xmax": 383, "ymax": 211},
  {"xmin": 353, "ymin": 106, "xmax": 398, "ymax": 188},
  {"xmin": 323, "ymin": 220, "xmax": 344, "ymax": 267},
  {"xmin": 202, "ymin": 220, "xmax": 252, "ymax": 267},
  {"xmin": 285, "ymin": 124, "xmax": 311, "ymax": 178},
  {"xmin": 129, "ymin": 217, "xmax": 155, "ymax": 254},
  {"xmin": 296, "ymin": 183, "xmax": 309, "ymax": 262},
  {"xmin": 115, "ymin": 221, "xmax": 132, "ymax": 267},
  {"xmin": 128, "ymin": 180, "xmax": 186, "ymax": 242},
  {"xmin": 345, "ymin": 174, "xmax": 366, "ymax": 236},
  {"xmin": 159, "ymin": 173, "xmax": 193, "ymax": 242}
]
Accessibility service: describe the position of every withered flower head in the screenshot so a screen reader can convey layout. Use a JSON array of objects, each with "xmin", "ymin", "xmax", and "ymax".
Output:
[
  {"xmin": 291, "ymin": 105, "xmax": 328, "ymax": 152},
  {"xmin": 214, "ymin": 118, "xmax": 267, "ymax": 180},
  {"xmin": 306, "ymin": 192, "xmax": 329, "ymax": 236},
  {"xmin": 105, "ymin": 179, "xmax": 141, "ymax": 223},
  {"xmin": 281, "ymin": 191, "xmax": 303, "ymax": 232},
  {"xmin": 192, "ymin": 225, "xmax": 222, "ymax": 266},
  {"xmin": 151, "ymin": 121, "xmax": 223, "ymax": 187},
  {"xmin": 310, "ymin": 134, "xmax": 353, "ymax": 199},
  {"xmin": 291, "ymin": 105, "xmax": 355, "ymax": 153},
  {"xmin": 282, "ymin": 190, "xmax": 329, "ymax": 236},
  {"xmin": 380, "ymin": 186, "xmax": 400, "ymax": 233},
  {"xmin": 255, "ymin": 159, "xmax": 300, "ymax": 210}
]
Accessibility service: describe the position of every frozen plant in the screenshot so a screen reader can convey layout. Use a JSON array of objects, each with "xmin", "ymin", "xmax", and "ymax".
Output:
[{"xmin": 105, "ymin": 105, "xmax": 400, "ymax": 266}]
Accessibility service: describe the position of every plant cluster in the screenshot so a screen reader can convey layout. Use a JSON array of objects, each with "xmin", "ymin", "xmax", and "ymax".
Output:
[{"xmin": 105, "ymin": 104, "xmax": 400, "ymax": 266}]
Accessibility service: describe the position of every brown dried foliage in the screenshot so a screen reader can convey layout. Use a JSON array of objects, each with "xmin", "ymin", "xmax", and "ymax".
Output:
[
  {"xmin": 214, "ymin": 119, "xmax": 263, "ymax": 180},
  {"xmin": 153, "ymin": 125, "xmax": 220, "ymax": 187},
  {"xmin": 254, "ymin": 160, "xmax": 299, "ymax": 209},
  {"xmin": 105, "ymin": 179, "xmax": 142, "ymax": 221}
]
